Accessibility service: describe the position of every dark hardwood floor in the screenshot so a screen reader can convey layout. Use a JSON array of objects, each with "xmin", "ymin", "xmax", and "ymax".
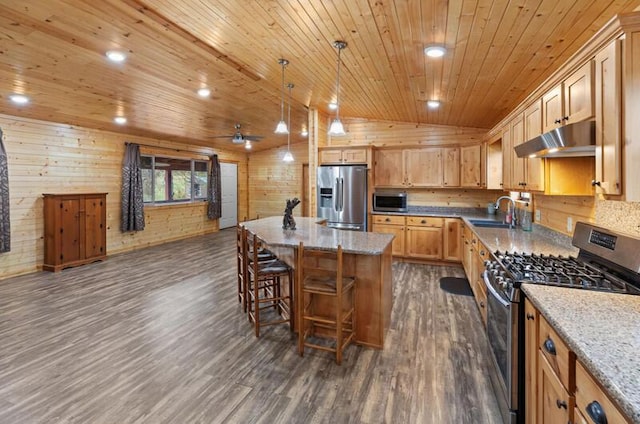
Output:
[{"xmin": 0, "ymin": 228, "xmax": 502, "ymax": 423}]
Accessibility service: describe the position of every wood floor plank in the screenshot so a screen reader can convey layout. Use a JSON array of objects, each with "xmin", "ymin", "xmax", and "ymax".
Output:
[{"xmin": 0, "ymin": 228, "xmax": 501, "ymax": 423}]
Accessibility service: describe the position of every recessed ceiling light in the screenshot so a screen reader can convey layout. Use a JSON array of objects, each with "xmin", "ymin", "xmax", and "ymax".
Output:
[
  {"xmin": 9, "ymin": 94, "xmax": 30, "ymax": 105},
  {"xmin": 106, "ymin": 50, "xmax": 127, "ymax": 63},
  {"xmin": 328, "ymin": 102, "xmax": 338, "ymax": 110},
  {"xmin": 424, "ymin": 45, "xmax": 446, "ymax": 58},
  {"xmin": 427, "ymin": 100, "xmax": 440, "ymax": 109},
  {"xmin": 114, "ymin": 116, "xmax": 127, "ymax": 125},
  {"xmin": 197, "ymin": 87, "xmax": 211, "ymax": 97}
]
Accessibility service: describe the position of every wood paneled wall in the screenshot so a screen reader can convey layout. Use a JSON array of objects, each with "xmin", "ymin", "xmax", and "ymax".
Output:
[
  {"xmin": 328, "ymin": 118, "xmax": 487, "ymax": 147},
  {"xmin": 0, "ymin": 113, "xmax": 247, "ymax": 279},
  {"xmin": 247, "ymin": 141, "xmax": 309, "ymax": 220},
  {"xmin": 407, "ymin": 189, "xmax": 502, "ymax": 208},
  {"xmin": 533, "ymin": 195, "xmax": 595, "ymax": 236}
]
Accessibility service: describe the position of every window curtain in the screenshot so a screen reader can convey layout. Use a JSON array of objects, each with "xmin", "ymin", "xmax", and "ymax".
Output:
[
  {"xmin": 207, "ymin": 154, "xmax": 222, "ymax": 220},
  {"xmin": 121, "ymin": 143, "xmax": 145, "ymax": 232},
  {"xmin": 0, "ymin": 128, "xmax": 10, "ymax": 253}
]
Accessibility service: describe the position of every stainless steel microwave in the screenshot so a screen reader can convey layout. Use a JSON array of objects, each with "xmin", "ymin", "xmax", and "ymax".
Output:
[{"xmin": 373, "ymin": 192, "xmax": 408, "ymax": 212}]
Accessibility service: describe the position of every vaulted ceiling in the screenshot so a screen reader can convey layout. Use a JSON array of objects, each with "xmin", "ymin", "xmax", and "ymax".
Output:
[{"xmin": 1, "ymin": 0, "xmax": 639, "ymax": 152}]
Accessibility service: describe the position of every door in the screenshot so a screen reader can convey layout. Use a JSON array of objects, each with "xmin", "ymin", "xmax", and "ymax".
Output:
[
  {"xmin": 338, "ymin": 165, "xmax": 367, "ymax": 228},
  {"xmin": 219, "ymin": 162, "xmax": 238, "ymax": 229}
]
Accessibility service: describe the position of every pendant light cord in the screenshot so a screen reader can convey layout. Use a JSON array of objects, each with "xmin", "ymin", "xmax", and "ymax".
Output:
[
  {"xmin": 335, "ymin": 47, "xmax": 341, "ymax": 119},
  {"xmin": 287, "ymin": 83, "xmax": 293, "ymax": 150},
  {"xmin": 280, "ymin": 60, "xmax": 286, "ymax": 121}
]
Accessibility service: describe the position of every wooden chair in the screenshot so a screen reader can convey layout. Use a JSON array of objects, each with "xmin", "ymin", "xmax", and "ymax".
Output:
[
  {"xmin": 296, "ymin": 242, "xmax": 355, "ymax": 365},
  {"xmin": 246, "ymin": 229, "xmax": 293, "ymax": 337},
  {"xmin": 237, "ymin": 224, "xmax": 275, "ymax": 313}
]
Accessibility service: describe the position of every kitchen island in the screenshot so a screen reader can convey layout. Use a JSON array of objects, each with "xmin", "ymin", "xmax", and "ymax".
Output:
[{"xmin": 241, "ymin": 216, "xmax": 394, "ymax": 348}]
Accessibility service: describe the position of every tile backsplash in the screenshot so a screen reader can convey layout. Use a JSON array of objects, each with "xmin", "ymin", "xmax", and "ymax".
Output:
[{"xmin": 595, "ymin": 199, "xmax": 640, "ymax": 237}]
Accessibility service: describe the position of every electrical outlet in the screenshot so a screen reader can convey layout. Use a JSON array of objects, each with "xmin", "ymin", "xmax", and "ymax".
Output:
[
  {"xmin": 567, "ymin": 216, "xmax": 573, "ymax": 232},
  {"xmin": 535, "ymin": 209, "xmax": 541, "ymax": 222}
]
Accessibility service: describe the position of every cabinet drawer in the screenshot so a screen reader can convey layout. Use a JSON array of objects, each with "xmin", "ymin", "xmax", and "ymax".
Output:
[
  {"xmin": 406, "ymin": 216, "xmax": 443, "ymax": 227},
  {"xmin": 539, "ymin": 315, "xmax": 574, "ymax": 392},
  {"xmin": 575, "ymin": 360, "xmax": 630, "ymax": 424},
  {"xmin": 372, "ymin": 215, "xmax": 405, "ymax": 225}
]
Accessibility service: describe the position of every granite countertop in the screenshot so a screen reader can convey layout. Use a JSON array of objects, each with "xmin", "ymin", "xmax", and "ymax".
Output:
[
  {"xmin": 523, "ymin": 285, "xmax": 640, "ymax": 423},
  {"xmin": 241, "ymin": 216, "xmax": 393, "ymax": 255}
]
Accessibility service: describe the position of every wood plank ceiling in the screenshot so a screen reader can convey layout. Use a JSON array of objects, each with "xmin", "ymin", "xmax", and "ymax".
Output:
[{"xmin": 0, "ymin": 0, "xmax": 638, "ymax": 152}]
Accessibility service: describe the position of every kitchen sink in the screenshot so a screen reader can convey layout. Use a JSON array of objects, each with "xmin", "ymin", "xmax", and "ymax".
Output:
[{"xmin": 468, "ymin": 219, "xmax": 512, "ymax": 229}]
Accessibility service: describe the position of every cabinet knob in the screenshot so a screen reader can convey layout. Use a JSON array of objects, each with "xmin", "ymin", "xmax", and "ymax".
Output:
[
  {"xmin": 526, "ymin": 313, "xmax": 535, "ymax": 320},
  {"xmin": 420, "ymin": 219, "xmax": 426, "ymax": 224},
  {"xmin": 543, "ymin": 337, "xmax": 557, "ymax": 356},
  {"xmin": 562, "ymin": 116, "xmax": 569, "ymax": 121},
  {"xmin": 385, "ymin": 218, "xmax": 390, "ymax": 222},
  {"xmin": 556, "ymin": 399, "xmax": 568, "ymax": 410},
  {"xmin": 480, "ymin": 250, "xmax": 485, "ymax": 256},
  {"xmin": 591, "ymin": 180, "xmax": 601, "ymax": 187},
  {"xmin": 479, "ymin": 301, "xmax": 485, "ymax": 308},
  {"xmin": 554, "ymin": 118, "xmax": 562, "ymax": 124},
  {"xmin": 586, "ymin": 401, "xmax": 608, "ymax": 424}
]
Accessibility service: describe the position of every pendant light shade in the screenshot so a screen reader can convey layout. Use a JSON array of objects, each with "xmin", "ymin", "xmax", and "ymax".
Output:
[
  {"xmin": 328, "ymin": 41, "xmax": 347, "ymax": 136},
  {"xmin": 283, "ymin": 83, "xmax": 294, "ymax": 162},
  {"xmin": 275, "ymin": 58, "xmax": 290, "ymax": 134}
]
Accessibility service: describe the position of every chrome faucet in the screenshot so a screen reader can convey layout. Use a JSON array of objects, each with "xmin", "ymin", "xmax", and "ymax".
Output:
[{"xmin": 494, "ymin": 196, "xmax": 515, "ymax": 229}]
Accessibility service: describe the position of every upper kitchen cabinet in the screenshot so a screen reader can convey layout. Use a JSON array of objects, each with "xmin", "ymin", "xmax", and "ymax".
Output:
[
  {"xmin": 593, "ymin": 38, "xmax": 622, "ymax": 196},
  {"xmin": 522, "ymin": 100, "xmax": 545, "ymax": 192},
  {"xmin": 460, "ymin": 145, "xmax": 485, "ymax": 188},
  {"xmin": 509, "ymin": 113, "xmax": 526, "ymax": 191},
  {"xmin": 405, "ymin": 148, "xmax": 443, "ymax": 187},
  {"xmin": 374, "ymin": 146, "xmax": 479, "ymax": 188},
  {"xmin": 542, "ymin": 61, "xmax": 594, "ymax": 133},
  {"xmin": 501, "ymin": 124, "xmax": 513, "ymax": 190},
  {"xmin": 319, "ymin": 146, "xmax": 371, "ymax": 167}
]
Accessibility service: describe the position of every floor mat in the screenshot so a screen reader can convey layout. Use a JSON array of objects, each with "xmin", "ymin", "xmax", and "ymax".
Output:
[{"xmin": 439, "ymin": 276, "xmax": 473, "ymax": 296}]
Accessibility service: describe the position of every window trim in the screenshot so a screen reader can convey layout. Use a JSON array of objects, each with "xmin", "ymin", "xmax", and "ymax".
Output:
[{"xmin": 141, "ymin": 154, "xmax": 209, "ymax": 205}]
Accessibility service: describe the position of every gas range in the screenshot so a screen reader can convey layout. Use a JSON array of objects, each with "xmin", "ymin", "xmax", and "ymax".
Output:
[{"xmin": 485, "ymin": 222, "xmax": 640, "ymax": 301}]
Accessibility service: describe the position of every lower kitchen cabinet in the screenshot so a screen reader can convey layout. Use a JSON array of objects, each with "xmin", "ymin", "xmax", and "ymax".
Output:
[
  {"xmin": 461, "ymin": 222, "xmax": 487, "ymax": 326},
  {"xmin": 405, "ymin": 217, "xmax": 443, "ymax": 260},
  {"xmin": 525, "ymin": 299, "xmax": 631, "ymax": 424},
  {"xmin": 371, "ymin": 215, "xmax": 459, "ymax": 262}
]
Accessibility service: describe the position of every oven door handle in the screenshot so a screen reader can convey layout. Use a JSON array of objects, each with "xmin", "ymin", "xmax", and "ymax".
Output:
[{"xmin": 483, "ymin": 270, "xmax": 510, "ymax": 308}]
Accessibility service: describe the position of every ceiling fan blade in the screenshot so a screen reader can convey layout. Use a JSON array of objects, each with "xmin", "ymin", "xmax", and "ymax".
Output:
[
  {"xmin": 243, "ymin": 135, "xmax": 263, "ymax": 141},
  {"xmin": 208, "ymin": 134, "xmax": 236, "ymax": 139}
]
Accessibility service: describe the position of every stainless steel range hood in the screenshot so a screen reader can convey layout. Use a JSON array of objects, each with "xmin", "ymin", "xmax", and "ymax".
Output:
[{"xmin": 514, "ymin": 120, "xmax": 595, "ymax": 158}]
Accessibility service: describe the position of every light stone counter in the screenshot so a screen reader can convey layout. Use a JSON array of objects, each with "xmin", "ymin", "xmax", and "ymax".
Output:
[
  {"xmin": 522, "ymin": 285, "xmax": 640, "ymax": 423},
  {"xmin": 241, "ymin": 216, "xmax": 394, "ymax": 255}
]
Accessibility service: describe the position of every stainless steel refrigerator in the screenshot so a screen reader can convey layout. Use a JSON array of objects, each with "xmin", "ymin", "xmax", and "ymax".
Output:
[{"xmin": 317, "ymin": 165, "xmax": 367, "ymax": 231}]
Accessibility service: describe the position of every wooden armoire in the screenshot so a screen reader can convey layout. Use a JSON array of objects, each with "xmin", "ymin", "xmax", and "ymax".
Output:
[{"xmin": 43, "ymin": 193, "xmax": 107, "ymax": 272}]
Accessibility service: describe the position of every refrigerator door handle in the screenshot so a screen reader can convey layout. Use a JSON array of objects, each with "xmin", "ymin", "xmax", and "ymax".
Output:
[
  {"xmin": 334, "ymin": 177, "xmax": 340, "ymax": 212},
  {"xmin": 339, "ymin": 178, "xmax": 344, "ymax": 211}
]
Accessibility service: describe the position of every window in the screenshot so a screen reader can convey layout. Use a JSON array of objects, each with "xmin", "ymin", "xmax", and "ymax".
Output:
[{"xmin": 141, "ymin": 155, "xmax": 208, "ymax": 204}]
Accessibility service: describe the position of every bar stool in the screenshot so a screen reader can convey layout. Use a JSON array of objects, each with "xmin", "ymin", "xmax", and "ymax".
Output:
[
  {"xmin": 296, "ymin": 242, "xmax": 355, "ymax": 365},
  {"xmin": 237, "ymin": 224, "xmax": 276, "ymax": 312},
  {"xmin": 246, "ymin": 230, "xmax": 293, "ymax": 337}
]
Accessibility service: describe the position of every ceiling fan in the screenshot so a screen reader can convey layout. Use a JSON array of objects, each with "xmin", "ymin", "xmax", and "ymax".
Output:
[{"xmin": 210, "ymin": 123, "xmax": 264, "ymax": 145}]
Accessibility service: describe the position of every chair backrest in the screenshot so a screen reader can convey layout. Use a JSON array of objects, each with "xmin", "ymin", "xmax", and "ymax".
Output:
[{"xmin": 298, "ymin": 242, "xmax": 344, "ymax": 290}]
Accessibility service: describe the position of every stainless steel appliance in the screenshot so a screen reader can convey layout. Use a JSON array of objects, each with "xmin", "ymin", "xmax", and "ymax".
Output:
[
  {"xmin": 372, "ymin": 192, "xmax": 408, "ymax": 212},
  {"xmin": 482, "ymin": 222, "xmax": 640, "ymax": 424},
  {"xmin": 317, "ymin": 165, "xmax": 367, "ymax": 231}
]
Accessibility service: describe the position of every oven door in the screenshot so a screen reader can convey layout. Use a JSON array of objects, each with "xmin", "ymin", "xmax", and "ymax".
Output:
[{"xmin": 483, "ymin": 271, "xmax": 520, "ymax": 424}]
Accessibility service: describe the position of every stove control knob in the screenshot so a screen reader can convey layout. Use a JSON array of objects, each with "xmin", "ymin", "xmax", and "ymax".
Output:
[{"xmin": 498, "ymin": 278, "xmax": 510, "ymax": 291}]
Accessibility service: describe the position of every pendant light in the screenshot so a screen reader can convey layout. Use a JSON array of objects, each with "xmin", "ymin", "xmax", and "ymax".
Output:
[
  {"xmin": 275, "ymin": 58, "xmax": 290, "ymax": 134},
  {"xmin": 328, "ymin": 41, "xmax": 347, "ymax": 136},
  {"xmin": 283, "ymin": 83, "xmax": 294, "ymax": 162}
]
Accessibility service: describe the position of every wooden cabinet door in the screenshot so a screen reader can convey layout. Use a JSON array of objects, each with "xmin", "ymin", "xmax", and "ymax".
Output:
[
  {"xmin": 342, "ymin": 148, "xmax": 368, "ymax": 164},
  {"xmin": 594, "ymin": 39, "xmax": 622, "ymax": 195},
  {"xmin": 501, "ymin": 125, "xmax": 512, "ymax": 191},
  {"xmin": 443, "ymin": 218, "xmax": 461, "ymax": 261},
  {"xmin": 372, "ymin": 223, "xmax": 405, "ymax": 256},
  {"xmin": 405, "ymin": 226, "xmax": 442, "ymax": 259},
  {"xmin": 319, "ymin": 149, "xmax": 344, "ymax": 164},
  {"xmin": 460, "ymin": 145, "xmax": 482, "ymax": 187},
  {"xmin": 374, "ymin": 149, "xmax": 404, "ymax": 187},
  {"xmin": 442, "ymin": 147, "xmax": 460, "ymax": 187},
  {"xmin": 563, "ymin": 60, "xmax": 594, "ymax": 124},
  {"xmin": 538, "ymin": 352, "xmax": 575, "ymax": 424},
  {"xmin": 524, "ymin": 299, "xmax": 539, "ymax": 424},
  {"xmin": 84, "ymin": 195, "xmax": 106, "ymax": 260},
  {"xmin": 523, "ymin": 100, "xmax": 545, "ymax": 191},
  {"xmin": 60, "ymin": 198, "xmax": 82, "ymax": 264},
  {"xmin": 542, "ymin": 84, "xmax": 563, "ymax": 133},
  {"xmin": 510, "ymin": 115, "xmax": 526, "ymax": 190},
  {"xmin": 405, "ymin": 148, "xmax": 442, "ymax": 187}
]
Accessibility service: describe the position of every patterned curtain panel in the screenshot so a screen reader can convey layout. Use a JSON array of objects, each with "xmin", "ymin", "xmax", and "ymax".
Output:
[
  {"xmin": 207, "ymin": 154, "xmax": 222, "ymax": 220},
  {"xmin": 121, "ymin": 143, "xmax": 145, "ymax": 232},
  {"xmin": 0, "ymin": 128, "xmax": 10, "ymax": 252}
]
